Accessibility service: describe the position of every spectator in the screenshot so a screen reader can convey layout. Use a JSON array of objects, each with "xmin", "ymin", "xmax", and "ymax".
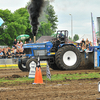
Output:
[
  {"xmin": 29, "ymin": 38, "xmax": 33, "ymax": 43},
  {"xmin": 7, "ymin": 51, "xmax": 11, "ymax": 58},
  {"xmin": 3, "ymin": 49, "xmax": 7, "ymax": 58},
  {"xmin": 19, "ymin": 48, "xmax": 24, "ymax": 57},
  {"xmin": 89, "ymin": 41, "xmax": 92, "ymax": 46},
  {"xmin": 24, "ymin": 41, "xmax": 27, "ymax": 44},
  {"xmin": 8, "ymin": 47, "xmax": 11, "ymax": 52},
  {"xmin": 76, "ymin": 43, "xmax": 82, "ymax": 51},
  {"xmin": 76, "ymin": 43, "xmax": 79, "ymax": 47},
  {"xmin": 81, "ymin": 43, "xmax": 86, "ymax": 51},
  {"xmin": 16, "ymin": 49, "xmax": 20, "ymax": 57},
  {"xmin": 81, "ymin": 38, "xmax": 85, "ymax": 45},
  {"xmin": 16, "ymin": 41, "xmax": 20, "ymax": 48},
  {"xmin": 20, "ymin": 45, "xmax": 23, "ymax": 50},
  {"xmin": 13, "ymin": 39, "xmax": 17, "ymax": 48},
  {"xmin": 0, "ymin": 48, "xmax": 3, "ymax": 58},
  {"xmin": 11, "ymin": 47, "xmax": 16, "ymax": 57},
  {"xmin": 36, "ymin": 40, "xmax": 38, "ymax": 43},
  {"xmin": 85, "ymin": 47, "xmax": 90, "ymax": 53},
  {"xmin": 85, "ymin": 38, "xmax": 89, "ymax": 49},
  {"xmin": 80, "ymin": 41, "xmax": 82, "ymax": 47},
  {"xmin": 20, "ymin": 40, "xmax": 23, "ymax": 45},
  {"xmin": 97, "ymin": 38, "xmax": 100, "ymax": 45},
  {"xmin": 79, "ymin": 43, "xmax": 82, "ymax": 50},
  {"xmin": 7, "ymin": 47, "xmax": 11, "ymax": 58}
]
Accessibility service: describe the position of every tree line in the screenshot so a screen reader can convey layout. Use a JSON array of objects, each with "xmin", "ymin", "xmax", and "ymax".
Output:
[{"xmin": 0, "ymin": 1, "xmax": 58, "ymax": 46}]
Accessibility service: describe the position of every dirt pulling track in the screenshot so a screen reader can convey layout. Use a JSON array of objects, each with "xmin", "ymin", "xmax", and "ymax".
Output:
[{"xmin": 0, "ymin": 67, "xmax": 100, "ymax": 100}]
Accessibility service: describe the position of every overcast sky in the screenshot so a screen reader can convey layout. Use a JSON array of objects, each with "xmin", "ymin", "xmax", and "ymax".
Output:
[{"xmin": 0, "ymin": 0, "xmax": 100, "ymax": 38}]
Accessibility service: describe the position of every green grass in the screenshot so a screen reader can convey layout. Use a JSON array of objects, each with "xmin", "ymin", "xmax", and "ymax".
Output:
[
  {"xmin": 0, "ymin": 77, "xmax": 34, "ymax": 86},
  {"xmin": 41, "ymin": 65, "xmax": 46, "ymax": 67},
  {"xmin": 0, "ymin": 72, "xmax": 100, "ymax": 86},
  {"xmin": 43, "ymin": 72, "xmax": 100, "ymax": 81}
]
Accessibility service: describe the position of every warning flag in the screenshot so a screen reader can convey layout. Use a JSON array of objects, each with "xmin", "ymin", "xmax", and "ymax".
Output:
[
  {"xmin": 37, "ymin": 55, "xmax": 41, "ymax": 68},
  {"xmin": 0, "ymin": 17, "xmax": 4, "ymax": 26},
  {"xmin": 46, "ymin": 62, "xmax": 51, "ymax": 80},
  {"xmin": 91, "ymin": 13, "xmax": 97, "ymax": 46}
]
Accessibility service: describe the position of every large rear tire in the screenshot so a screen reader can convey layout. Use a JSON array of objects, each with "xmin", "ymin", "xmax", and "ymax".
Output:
[
  {"xmin": 55, "ymin": 45, "xmax": 81, "ymax": 70},
  {"xmin": 48, "ymin": 61, "xmax": 60, "ymax": 70},
  {"xmin": 26, "ymin": 58, "xmax": 37, "ymax": 72},
  {"xmin": 18, "ymin": 58, "xmax": 28, "ymax": 72}
]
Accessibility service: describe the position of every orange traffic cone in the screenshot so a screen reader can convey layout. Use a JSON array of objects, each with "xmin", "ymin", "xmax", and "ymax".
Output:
[
  {"xmin": 34, "ymin": 67, "xmax": 38, "ymax": 83},
  {"xmin": 34, "ymin": 67, "xmax": 43, "ymax": 84},
  {"xmin": 38, "ymin": 67, "xmax": 43, "ymax": 83}
]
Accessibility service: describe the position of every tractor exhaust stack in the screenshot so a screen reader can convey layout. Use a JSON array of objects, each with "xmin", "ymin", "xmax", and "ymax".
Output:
[{"xmin": 34, "ymin": 36, "xmax": 36, "ymax": 43}]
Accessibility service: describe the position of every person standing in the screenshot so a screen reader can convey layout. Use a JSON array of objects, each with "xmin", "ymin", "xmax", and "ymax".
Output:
[
  {"xmin": 20, "ymin": 40, "xmax": 23, "ymax": 45},
  {"xmin": 85, "ymin": 38, "xmax": 89, "ymax": 49},
  {"xmin": 13, "ymin": 39, "xmax": 17, "ymax": 48},
  {"xmin": 16, "ymin": 41, "xmax": 20, "ymax": 48},
  {"xmin": 81, "ymin": 38, "xmax": 85, "ymax": 45},
  {"xmin": 97, "ymin": 38, "xmax": 100, "ymax": 45},
  {"xmin": 29, "ymin": 38, "xmax": 33, "ymax": 43}
]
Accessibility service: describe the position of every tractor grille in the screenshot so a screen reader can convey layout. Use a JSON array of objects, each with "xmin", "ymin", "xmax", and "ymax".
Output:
[
  {"xmin": 24, "ymin": 48, "xmax": 32, "ymax": 54},
  {"xmin": 34, "ymin": 50, "xmax": 47, "ymax": 56}
]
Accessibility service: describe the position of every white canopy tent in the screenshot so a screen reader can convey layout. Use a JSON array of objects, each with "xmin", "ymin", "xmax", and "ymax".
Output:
[{"xmin": 75, "ymin": 34, "xmax": 93, "ymax": 43}]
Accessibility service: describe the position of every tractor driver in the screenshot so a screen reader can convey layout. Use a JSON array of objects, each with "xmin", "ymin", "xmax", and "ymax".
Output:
[
  {"xmin": 55, "ymin": 38, "xmax": 60, "ymax": 51},
  {"xmin": 59, "ymin": 32, "xmax": 64, "ymax": 38},
  {"xmin": 58, "ymin": 32, "xmax": 65, "ymax": 42},
  {"xmin": 50, "ymin": 38, "xmax": 60, "ymax": 52}
]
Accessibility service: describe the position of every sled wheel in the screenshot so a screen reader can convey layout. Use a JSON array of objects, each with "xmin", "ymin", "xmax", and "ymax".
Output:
[{"xmin": 87, "ymin": 52, "xmax": 94, "ymax": 69}]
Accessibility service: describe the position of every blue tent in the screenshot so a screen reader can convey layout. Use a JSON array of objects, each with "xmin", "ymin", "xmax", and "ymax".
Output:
[{"xmin": 0, "ymin": 17, "xmax": 4, "ymax": 26}]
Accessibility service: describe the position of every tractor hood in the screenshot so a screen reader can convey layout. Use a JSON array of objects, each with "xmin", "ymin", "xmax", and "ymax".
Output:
[
  {"xmin": 23, "ymin": 41, "xmax": 53, "ymax": 49},
  {"xmin": 23, "ymin": 41, "xmax": 53, "ymax": 57}
]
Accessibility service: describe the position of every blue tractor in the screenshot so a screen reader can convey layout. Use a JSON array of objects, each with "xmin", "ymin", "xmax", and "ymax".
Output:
[{"xmin": 18, "ymin": 30, "xmax": 82, "ymax": 71}]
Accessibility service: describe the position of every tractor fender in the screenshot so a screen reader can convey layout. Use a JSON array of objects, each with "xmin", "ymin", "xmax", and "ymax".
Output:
[{"xmin": 59, "ymin": 43, "xmax": 76, "ymax": 48}]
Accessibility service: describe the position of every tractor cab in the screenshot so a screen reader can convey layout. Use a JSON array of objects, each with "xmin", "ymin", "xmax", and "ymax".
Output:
[
  {"xmin": 50, "ymin": 30, "xmax": 68, "ymax": 52},
  {"xmin": 56, "ymin": 30, "xmax": 68, "ymax": 44}
]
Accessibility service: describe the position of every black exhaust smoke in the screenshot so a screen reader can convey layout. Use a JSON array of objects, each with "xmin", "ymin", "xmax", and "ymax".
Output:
[{"xmin": 28, "ymin": 0, "xmax": 44, "ymax": 42}]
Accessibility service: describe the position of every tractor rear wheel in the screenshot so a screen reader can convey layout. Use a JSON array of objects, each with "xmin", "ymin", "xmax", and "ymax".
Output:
[
  {"xmin": 55, "ymin": 45, "xmax": 81, "ymax": 70},
  {"xmin": 26, "ymin": 58, "xmax": 37, "ymax": 72},
  {"xmin": 48, "ymin": 61, "xmax": 60, "ymax": 70}
]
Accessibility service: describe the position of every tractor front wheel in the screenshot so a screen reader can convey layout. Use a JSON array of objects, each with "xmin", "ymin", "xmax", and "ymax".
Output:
[
  {"xmin": 18, "ymin": 58, "xmax": 27, "ymax": 72},
  {"xmin": 26, "ymin": 58, "xmax": 37, "ymax": 72}
]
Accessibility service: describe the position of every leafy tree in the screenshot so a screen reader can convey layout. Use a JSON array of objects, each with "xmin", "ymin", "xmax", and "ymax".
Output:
[
  {"xmin": 51, "ymin": 33, "xmax": 57, "ymax": 38},
  {"xmin": 0, "ymin": 22, "xmax": 26, "ymax": 45},
  {"xmin": 0, "ymin": 9, "xmax": 14, "ymax": 24},
  {"xmin": 13, "ymin": 8, "xmax": 31, "ymax": 35},
  {"xmin": 69, "ymin": 36, "xmax": 72, "ymax": 40},
  {"xmin": 0, "ymin": 8, "xmax": 29, "ymax": 46},
  {"xmin": 36, "ymin": 21, "xmax": 53, "ymax": 39},
  {"xmin": 0, "ymin": 1, "xmax": 58, "ymax": 45},
  {"xmin": 73, "ymin": 34, "xmax": 79, "ymax": 41},
  {"xmin": 45, "ymin": 4, "xmax": 58, "ymax": 32}
]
